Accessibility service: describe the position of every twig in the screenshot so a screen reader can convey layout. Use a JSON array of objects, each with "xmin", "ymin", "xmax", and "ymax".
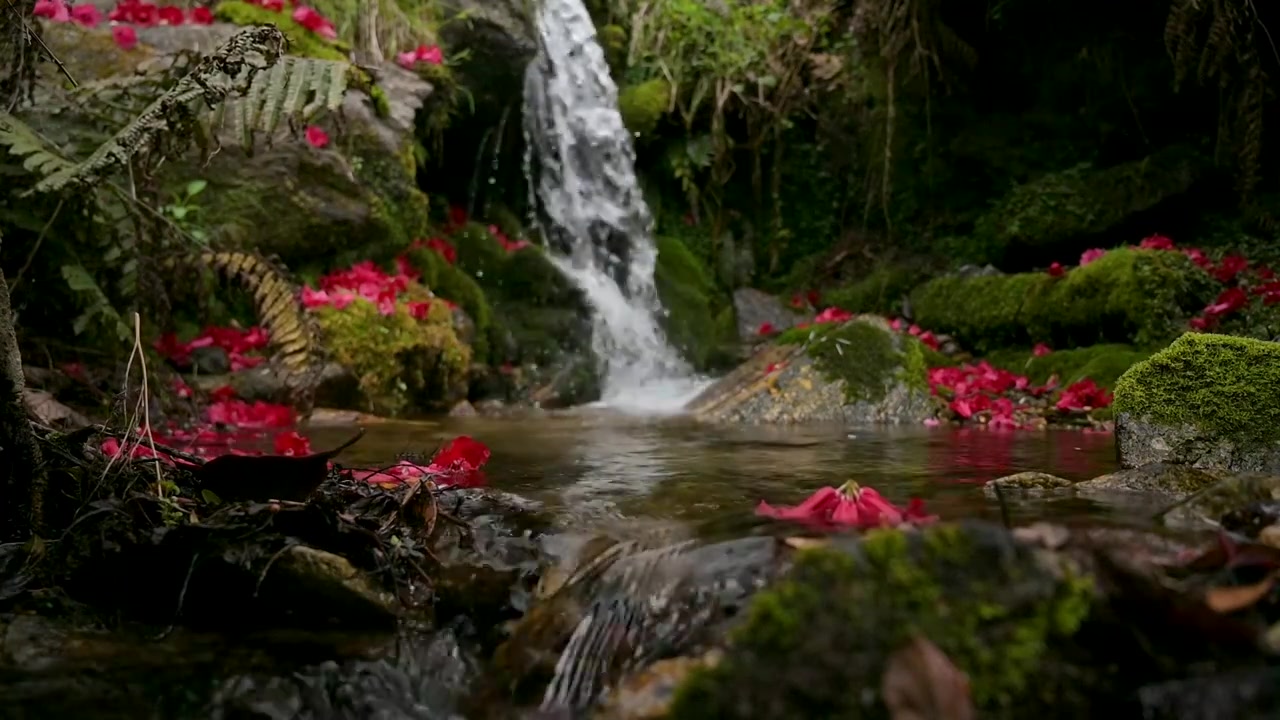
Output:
[
  {"xmin": 153, "ymin": 552, "xmax": 198, "ymax": 640},
  {"xmin": 91, "ymin": 424, "xmax": 206, "ymax": 466},
  {"xmin": 2, "ymin": 0, "xmax": 78, "ymax": 88}
]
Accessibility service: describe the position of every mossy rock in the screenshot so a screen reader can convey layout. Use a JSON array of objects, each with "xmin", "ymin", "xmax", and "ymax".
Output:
[
  {"xmin": 910, "ymin": 248, "xmax": 1215, "ymax": 353},
  {"xmin": 618, "ymin": 78, "xmax": 671, "ymax": 137},
  {"xmin": 313, "ymin": 291, "xmax": 469, "ymax": 416},
  {"xmin": 668, "ymin": 522, "xmax": 1099, "ymax": 718},
  {"xmin": 402, "ymin": 247, "xmax": 492, "ymax": 362},
  {"xmin": 687, "ymin": 318, "xmax": 934, "ymax": 425},
  {"xmin": 654, "ymin": 235, "xmax": 737, "ymax": 372},
  {"xmin": 1113, "ymin": 332, "xmax": 1280, "ymax": 471},
  {"xmin": 985, "ymin": 343, "xmax": 1155, "ymax": 389},
  {"xmin": 214, "ymin": 2, "xmax": 350, "ymax": 61},
  {"xmin": 970, "ymin": 146, "xmax": 1202, "ymax": 263}
]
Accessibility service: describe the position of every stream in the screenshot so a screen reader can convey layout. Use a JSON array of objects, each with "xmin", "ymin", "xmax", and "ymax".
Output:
[{"xmin": 2, "ymin": 415, "xmax": 1139, "ymax": 720}]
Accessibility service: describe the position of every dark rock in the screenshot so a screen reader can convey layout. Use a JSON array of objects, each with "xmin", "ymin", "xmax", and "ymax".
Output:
[
  {"xmin": 1073, "ymin": 462, "xmax": 1225, "ymax": 499},
  {"xmin": 190, "ymin": 345, "xmax": 231, "ymax": 375},
  {"xmin": 731, "ymin": 288, "xmax": 804, "ymax": 342}
]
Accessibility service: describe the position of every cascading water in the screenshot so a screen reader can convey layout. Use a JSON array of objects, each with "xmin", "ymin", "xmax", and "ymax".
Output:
[{"xmin": 522, "ymin": 0, "xmax": 709, "ymax": 414}]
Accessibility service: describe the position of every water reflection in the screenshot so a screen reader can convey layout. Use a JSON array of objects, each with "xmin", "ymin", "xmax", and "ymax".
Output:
[{"xmin": 306, "ymin": 411, "xmax": 1123, "ymax": 531}]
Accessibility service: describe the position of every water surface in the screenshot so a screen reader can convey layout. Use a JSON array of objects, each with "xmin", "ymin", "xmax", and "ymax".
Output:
[{"xmin": 307, "ymin": 411, "xmax": 1123, "ymax": 532}]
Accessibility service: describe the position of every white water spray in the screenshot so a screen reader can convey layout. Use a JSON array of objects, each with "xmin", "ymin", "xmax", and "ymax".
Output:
[{"xmin": 522, "ymin": 0, "xmax": 709, "ymax": 414}]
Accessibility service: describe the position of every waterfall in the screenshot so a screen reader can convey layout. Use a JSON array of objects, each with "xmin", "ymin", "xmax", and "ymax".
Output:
[{"xmin": 521, "ymin": 0, "xmax": 709, "ymax": 414}]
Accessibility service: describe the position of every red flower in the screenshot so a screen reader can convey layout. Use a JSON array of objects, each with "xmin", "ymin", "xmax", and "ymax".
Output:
[
  {"xmin": 756, "ymin": 481, "xmax": 938, "ymax": 529},
  {"xmin": 757, "ymin": 322, "xmax": 775, "ymax": 336},
  {"xmin": 273, "ymin": 430, "xmax": 312, "ymax": 456},
  {"xmin": 419, "ymin": 237, "xmax": 457, "ymax": 264},
  {"xmin": 1204, "ymin": 286, "xmax": 1249, "ymax": 318},
  {"xmin": 304, "ymin": 125, "xmax": 329, "ymax": 148},
  {"xmin": 157, "ymin": 4, "xmax": 183, "ymax": 24},
  {"xmin": 112, "ymin": 25, "xmax": 138, "ymax": 49},
  {"xmin": 396, "ymin": 43, "xmax": 444, "ymax": 69},
  {"xmin": 189, "ymin": 5, "xmax": 213, "ymax": 23},
  {"xmin": 1055, "ymin": 378, "xmax": 1112, "ymax": 412},
  {"xmin": 1046, "ymin": 262, "xmax": 1065, "ymax": 277},
  {"xmin": 1032, "ymin": 342, "xmax": 1053, "ymax": 357},
  {"xmin": 69, "ymin": 3, "xmax": 101, "ymax": 26},
  {"xmin": 917, "ymin": 330, "xmax": 940, "ymax": 351},
  {"xmin": 813, "ymin": 307, "xmax": 853, "ymax": 324},
  {"xmin": 34, "ymin": 0, "xmax": 70, "ymax": 21},
  {"xmin": 292, "ymin": 5, "xmax": 336, "ymax": 39},
  {"xmin": 1188, "ymin": 316, "xmax": 1214, "ymax": 331},
  {"xmin": 1079, "ymin": 248, "xmax": 1106, "ymax": 266},
  {"xmin": 1211, "ymin": 254, "xmax": 1250, "ymax": 284},
  {"xmin": 261, "ymin": 0, "xmax": 283, "ymax": 9},
  {"xmin": 1138, "ymin": 234, "xmax": 1174, "ymax": 251},
  {"xmin": 353, "ymin": 435, "xmax": 491, "ymax": 487}
]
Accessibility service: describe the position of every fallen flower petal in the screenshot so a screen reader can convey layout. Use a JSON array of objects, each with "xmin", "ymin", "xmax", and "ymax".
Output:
[
  {"xmin": 112, "ymin": 24, "xmax": 138, "ymax": 50},
  {"xmin": 304, "ymin": 125, "xmax": 329, "ymax": 148}
]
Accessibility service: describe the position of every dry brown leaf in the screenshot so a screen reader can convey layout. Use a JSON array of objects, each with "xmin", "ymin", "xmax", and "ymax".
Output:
[
  {"xmin": 881, "ymin": 635, "xmax": 976, "ymax": 720},
  {"xmin": 1204, "ymin": 573, "xmax": 1277, "ymax": 614},
  {"xmin": 23, "ymin": 389, "xmax": 88, "ymax": 427},
  {"xmin": 1258, "ymin": 524, "xmax": 1280, "ymax": 549}
]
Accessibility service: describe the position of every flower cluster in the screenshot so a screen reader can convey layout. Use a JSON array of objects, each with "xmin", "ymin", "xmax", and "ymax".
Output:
[
  {"xmin": 235, "ymin": 0, "xmax": 336, "ymax": 39},
  {"xmin": 353, "ymin": 435, "xmax": 491, "ymax": 487},
  {"xmin": 155, "ymin": 325, "xmax": 270, "ymax": 372},
  {"xmin": 926, "ymin": 357, "xmax": 1112, "ymax": 430},
  {"xmin": 301, "ymin": 258, "xmax": 444, "ymax": 320}
]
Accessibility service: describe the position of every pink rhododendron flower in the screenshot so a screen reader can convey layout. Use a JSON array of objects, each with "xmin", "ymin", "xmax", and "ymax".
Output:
[{"xmin": 756, "ymin": 481, "xmax": 937, "ymax": 529}]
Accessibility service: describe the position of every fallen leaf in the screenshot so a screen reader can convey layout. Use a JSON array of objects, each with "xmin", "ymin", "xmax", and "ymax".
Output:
[
  {"xmin": 1259, "ymin": 524, "xmax": 1280, "ymax": 549},
  {"xmin": 783, "ymin": 536, "xmax": 829, "ymax": 550},
  {"xmin": 881, "ymin": 635, "xmax": 975, "ymax": 720},
  {"xmin": 1204, "ymin": 573, "xmax": 1277, "ymax": 614}
]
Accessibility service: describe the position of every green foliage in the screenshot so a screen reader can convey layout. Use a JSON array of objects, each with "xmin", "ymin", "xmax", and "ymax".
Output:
[
  {"xmin": 911, "ymin": 249, "xmax": 1217, "ymax": 353},
  {"xmin": 826, "ymin": 264, "xmax": 929, "ymax": 316},
  {"xmin": 1114, "ymin": 332, "xmax": 1280, "ymax": 443},
  {"xmin": 777, "ymin": 318, "xmax": 927, "ymax": 403},
  {"xmin": 403, "ymin": 246, "xmax": 492, "ymax": 361},
  {"xmin": 217, "ymin": 55, "xmax": 350, "ymax": 150}
]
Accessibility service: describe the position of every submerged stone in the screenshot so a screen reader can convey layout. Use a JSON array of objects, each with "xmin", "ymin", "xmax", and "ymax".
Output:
[
  {"xmin": 1114, "ymin": 333, "xmax": 1280, "ymax": 472},
  {"xmin": 1073, "ymin": 462, "xmax": 1225, "ymax": 499},
  {"xmin": 983, "ymin": 471, "xmax": 1074, "ymax": 497}
]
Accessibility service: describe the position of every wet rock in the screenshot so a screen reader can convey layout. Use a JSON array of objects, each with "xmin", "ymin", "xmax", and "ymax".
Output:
[
  {"xmin": 515, "ymin": 356, "xmax": 603, "ymax": 410},
  {"xmin": 482, "ymin": 535, "xmax": 787, "ymax": 714},
  {"xmin": 263, "ymin": 546, "xmax": 398, "ymax": 626},
  {"xmin": 983, "ymin": 471, "xmax": 1073, "ymax": 497},
  {"xmin": 731, "ymin": 288, "xmax": 804, "ymax": 341},
  {"xmin": 687, "ymin": 317, "xmax": 935, "ymax": 425},
  {"xmin": 1159, "ymin": 472, "xmax": 1280, "ymax": 529},
  {"xmin": 206, "ymin": 628, "xmax": 476, "ymax": 720},
  {"xmin": 596, "ymin": 651, "xmax": 724, "ymax": 720},
  {"xmin": 190, "ymin": 346, "xmax": 231, "ymax": 375},
  {"xmin": 448, "ymin": 400, "xmax": 478, "ymax": 417},
  {"xmin": 1114, "ymin": 333, "xmax": 1280, "ymax": 472},
  {"xmin": 1136, "ymin": 667, "xmax": 1280, "ymax": 720},
  {"xmin": 1073, "ymin": 462, "xmax": 1225, "ymax": 499},
  {"xmin": 437, "ymin": 0, "xmax": 533, "ymax": 113}
]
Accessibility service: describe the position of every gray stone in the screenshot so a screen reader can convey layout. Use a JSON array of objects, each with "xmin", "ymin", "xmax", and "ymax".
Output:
[
  {"xmin": 1074, "ymin": 462, "xmax": 1225, "ymax": 499},
  {"xmin": 731, "ymin": 288, "xmax": 805, "ymax": 341}
]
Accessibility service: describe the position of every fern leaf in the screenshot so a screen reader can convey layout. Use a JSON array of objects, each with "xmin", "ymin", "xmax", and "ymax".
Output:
[
  {"xmin": 0, "ymin": 112, "xmax": 76, "ymax": 178},
  {"xmin": 223, "ymin": 56, "xmax": 350, "ymax": 148},
  {"xmin": 31, "ymin": 25, "xmax": 288, "ymax": 194}
]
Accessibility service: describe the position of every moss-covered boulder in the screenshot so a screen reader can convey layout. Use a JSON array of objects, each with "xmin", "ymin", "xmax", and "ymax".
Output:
[
  {"xmin": 911, "ymin": 248, "xmax": 1215, "ymax": 353},
  {"xmin": 970, "ymin": 146, "xmax": 1203, "ymax": 264},
  {"xmin": 313, "ymin": 292, "xmax": 469, "ymax": 416},
  {"xmin": 667, "ymin": 522, "xmax": 1100, "ymax": 719},
  {"xmin": 686, "ymin": 317, "xmax": 935, "ymax": 425},
  {"xmin": 654, "ymin": 236, "xmax": 738, "ymax": 372},
  {"xmin": 826, "ymin": 264, "xmax": 930, "ymax": 316},
  {"xmin": 618, "ymin": 79, "xmax": 671, "ymax": 137},
  {"xmin": 1113, "ymin": 332, "xmax": 1280, "ymax": 472}
]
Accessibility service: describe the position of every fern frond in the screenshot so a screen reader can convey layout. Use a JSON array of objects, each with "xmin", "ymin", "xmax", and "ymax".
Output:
[
  {"xmin": 0, "ymin": 111, "xmax": 76, "ymax": 177},
  {"xmin": 31, "ymin": 25, "xmax": 287, "ymax": 195},
  {"xmin": 221, "ymin": 55, "xmax": 350, "ymax": 149}
]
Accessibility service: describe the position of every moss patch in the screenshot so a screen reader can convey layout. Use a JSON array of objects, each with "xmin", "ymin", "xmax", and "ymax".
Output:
[
  {"xmin": 214, "ymin": 2, "xmax": 351, "ymax": 61},
  {"xmin": 654, "ymin": 235, "xmax": 737, "ymax": 372},
  {"xmin": 826, "ymin": 264, "xmax": 929, "ymax": 316},
  {"xmin": 618, "ymin": 78, "xmax": 671, "ymax": 137},
  {"xmin": 403, "ymin": 247, "xmax": 492, "ymax": 362},
  {"xmin": 668, "ymin": 523, "xmax": 1097, "ymax": 718},
  {"xmin": 985, "ymin": 344, "xmax": 1154, "ymax": 388},
  {"xmin": 1113, "ymin": 332, "xmax": 1280, "ymax": 443},
  {"xmin": 910, "ymin": 248, "xmax": 1216, "ymax": 353},
  {"xmin": 779, "ymin": 319, "xmax": 928, "ymax": 403},
  {"xmin": 313, "ymin": 292, "xmax": 469, "ymax": 416}
]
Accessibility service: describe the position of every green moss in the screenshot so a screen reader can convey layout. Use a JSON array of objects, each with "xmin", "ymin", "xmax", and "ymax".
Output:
[
  {"xmin": 985, "ymin": 343, "xmax": 1155, "ymax": 388},
  {"xmin": 911, "ymin": 248, "xmax": 1216, "ymax": 353},
  {"xmin": 618, "ymin": 79, "xmax": 672, "ymax": 137},
  {"xmin": 598, "ymin": 24, "xmax": 628, "ymax": 76},
  {"xmin": 779, "ymin": 319, "xmax": 928, "ymax": 403},
  {"xmin": 1113, "ymin": 332, "xmax": 1280, "ymax": 443},
  {"xmin": 343, "ymin": 129, "xmax": 431, "ymax": 253},
  {"xmin": 403, "ymin": 247, "xmax": 492, "ymax": 362},
  {"xmin": 368, "ymin": 84, "xmax": 392, "ymax": 118},
  {"xmin": 826, "ymin": 265, "xmax": 930, "ymax": 315},
  {"xmin": 970, "ymin": 147, "xmax": 1202, "ymax": 263},
  {"xmin": 314, "ymin": 292, "xmax": 469, "ymax": 416},
  {"xmin": 214, "ymin": 3, "xmax": 350, "ymax": 62},
  {"xmin": 669, "ymin": 523, "xmax": 1097, "ymax": 718},
  {"xmin": 654, "ymin": 235, "xmax": 736, "ymax": 371}
]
